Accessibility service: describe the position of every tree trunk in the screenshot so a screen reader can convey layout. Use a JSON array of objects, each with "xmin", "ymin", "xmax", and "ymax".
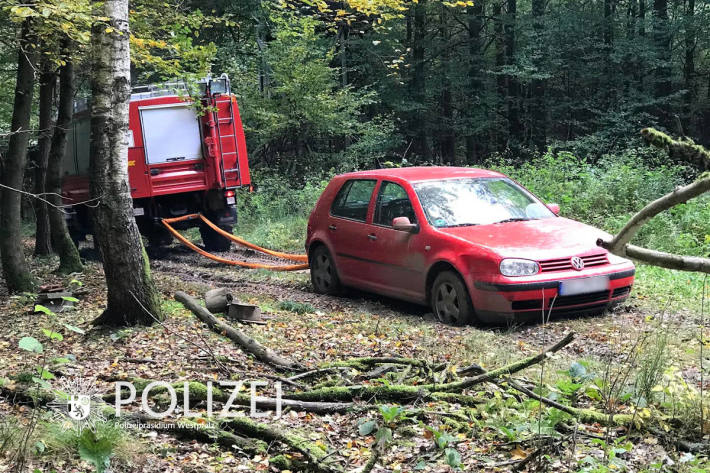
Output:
[
  {"xmin": 411, "ymin": 0, "xmax": 432, "ymax": 161},
  {"xmin": 504, "ymin": 0, "xmax": 521, "ymax": 147},
  {"xmin": 0, "ymin": 19, "xmax": 36, "ymax": 293},
  {"xmin": 46, "ymin": 53, "xmax": 83, "ymax": 275},
  {"xmin": 33, "ymin": 67, "xmax": 56, "ymax": 257},
  {"xmin": 465, "ymin": 0, "xmax": 485, "ymax": 163},
  {"xmin": 652, "ymin": 0, "xmax": 671, "ymax": 100},
  {"xmin": 493, "ymin": 1, "xmax": 506, "ymax": 151},
  {"xmin": 89, "ymin": 0, "xmax": 162, "ymax": 326},
  {"xmin": 530, "ymin": 0, "xmax": 547, "ymax": 151},
  {"xmin": 683, "ymin": 0, "xmax": 695, "ymax": 121},
  {"xmin": 438, "ymin": 4, "xmax": 455, "ymax": 163}
]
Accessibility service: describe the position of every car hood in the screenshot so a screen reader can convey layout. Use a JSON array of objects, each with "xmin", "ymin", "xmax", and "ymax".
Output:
[{"xmin": 437, "ymin": 217, "xmax": 611, "ymax": 260}]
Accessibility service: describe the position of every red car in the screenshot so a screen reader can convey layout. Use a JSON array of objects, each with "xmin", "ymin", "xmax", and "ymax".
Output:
[{"xmin": 305, "ymin": 167, "xmax": 635, "ymax": 324}]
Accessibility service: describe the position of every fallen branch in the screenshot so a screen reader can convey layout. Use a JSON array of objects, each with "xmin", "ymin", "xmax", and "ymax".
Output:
[
  {"xmin": 284, "ymin": 333, "xmax": 575, "ymax": 402},
  {"xmin": 175, "ymin": 291, "xmax": 302, "ymax": 371},
  {"xmin": 223, "ymin": 416, "xmax": 340, "ymax": 473},
  {"xmin": 505, "ymin": 379, "xmax": 635, "ymax": 427}
]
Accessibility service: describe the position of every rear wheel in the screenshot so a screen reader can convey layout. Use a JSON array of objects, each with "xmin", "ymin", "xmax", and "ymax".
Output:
[
  {"xmin": 310, "ymin": 246, "xmax": 341, "ymax": 295},
  {"xmin": 431, "ymin": 271, "xmax": 475, "ymax": 326},
  {"xmin": 200, "ymin": 222, "xmax": 232, "ymax": 252}
]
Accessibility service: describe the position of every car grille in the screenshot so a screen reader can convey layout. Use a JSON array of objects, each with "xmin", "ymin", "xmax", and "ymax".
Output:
[
  {"xmin": 512, "ymin": 290, "xmax": 611, "ymax": 312},
  {"xmin": 555, "ymin": 290, "xmax": 610, "ymax": 307},
  {"xmin": 538, "ymin": 253, "xmax": 608, "ymax": 272}
]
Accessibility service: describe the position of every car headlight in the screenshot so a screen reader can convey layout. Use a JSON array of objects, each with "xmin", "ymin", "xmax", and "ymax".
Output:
[{"xmin": 500, "ymin": 258, "xmax": 540, "ymax": 277}]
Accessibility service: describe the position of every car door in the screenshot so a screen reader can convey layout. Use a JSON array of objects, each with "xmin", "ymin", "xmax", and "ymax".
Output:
[
  {"xmin": 367, "ymin": 181, "xmax": 428, "ymax": 302},
  {"xmin": 327, "ymin": 179, "xmax": 378, "ymax": 287}
]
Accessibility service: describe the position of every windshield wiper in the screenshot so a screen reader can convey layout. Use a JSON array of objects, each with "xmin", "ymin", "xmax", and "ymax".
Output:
[
  {"xmin": 494, "ymin": 217, "xmax": 530, "ymax": 224},
  {"xmin": 444, "ymin": 223, "xmax": 480, "ymax": 228}
]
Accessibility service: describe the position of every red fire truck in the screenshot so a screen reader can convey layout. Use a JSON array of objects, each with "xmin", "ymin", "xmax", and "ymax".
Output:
[{"xmin": 61, "ymin": 74, "xmax": 251, "ymax": 251}]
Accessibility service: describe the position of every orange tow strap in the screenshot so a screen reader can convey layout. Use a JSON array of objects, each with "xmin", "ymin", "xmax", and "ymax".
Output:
[{"xmin": 162, "ymin": 213, "xmax": 309, "ymax": 271}]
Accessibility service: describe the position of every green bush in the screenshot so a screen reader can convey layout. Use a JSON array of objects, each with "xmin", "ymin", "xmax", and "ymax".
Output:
[{"xmin": 487, "ymin": 149, "xmax": 709, "ymax": 257}]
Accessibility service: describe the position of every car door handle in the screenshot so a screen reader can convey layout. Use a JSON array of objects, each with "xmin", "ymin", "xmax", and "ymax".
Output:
[
  {"xmin": 328, "ymin": 225, "xmax": 337, "ymax": 231},
  {"xmin": 368, "ymin": 233, "xmax": 377, "ymax": 241}
]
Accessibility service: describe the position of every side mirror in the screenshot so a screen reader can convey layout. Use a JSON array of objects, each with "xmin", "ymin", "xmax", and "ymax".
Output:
[
  {"xmin": 392, "ymin": 216, "xmax": 418, "ymax": 233},
  {"xmin": 547, "ymin": 203, "xmax": 560, "ymax": 215}
]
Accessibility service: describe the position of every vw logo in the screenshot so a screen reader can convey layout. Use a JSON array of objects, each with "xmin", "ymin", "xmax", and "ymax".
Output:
[{"xmin": 571, "ymin": 257, "xmax": 585, "ymax": 271}]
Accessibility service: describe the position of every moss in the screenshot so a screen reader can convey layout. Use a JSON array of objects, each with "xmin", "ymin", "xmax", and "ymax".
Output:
[{"xmin": 270, "ymin": 454, "xmax": 292, "ymax": 470}]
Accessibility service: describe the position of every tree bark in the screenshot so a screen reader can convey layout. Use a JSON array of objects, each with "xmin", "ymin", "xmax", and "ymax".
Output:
[
  {"xmin": 89, "ymin": 0, "xmax": 162, "ymax": 326},
  {"xmin": 46, "ymin": 53, "xmax": 83, "ymax": 275},
  {"xmin": 465, "ymin": 0, "xmax": 485, "ymax": 163},
  {"xmin": 0, "ymin": 19, "xmax": 36, "ymax": 293},
  {"xmin": 33, "ymin": 66, "xmax": 56, "ymax": 257},
  {"xmin": 438, "ymin": 4, "xmax": 455, "ymax": 163},
  {"xmin": 652, "ymin": 0, "xmax": 671, "ymax": 100},
  {"xmin": 683, "ymin": 0, "xmax": 695, "ymax": 118},
  {"xmin": 411, "ymin": 0, "xmax": 432, "ymax": 161},
  {"xmin": 505, "ymin": 0, "xmax": 521, "ymax": 146},
  {"xmin": 530, "ymin": 0, "xmax": 547, "ymax": 151}
]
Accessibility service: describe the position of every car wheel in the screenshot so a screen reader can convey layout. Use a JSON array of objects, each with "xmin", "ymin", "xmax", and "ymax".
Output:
[
  {"xmin": 310, "ymin": 246, "xmax": 341, "ymax": 295},
  {"xmin": 200, "ymin": 222, "xmax": 232, "ymax": 252},
  {"xmin": 431, "ymin": 271, "xmax": 474, "ymax": 326}
]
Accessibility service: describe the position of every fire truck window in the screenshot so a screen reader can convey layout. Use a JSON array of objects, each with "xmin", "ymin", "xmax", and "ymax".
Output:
[{"xmin": 140, "ymin": 105, "xmax": 203, "ymax": 164}]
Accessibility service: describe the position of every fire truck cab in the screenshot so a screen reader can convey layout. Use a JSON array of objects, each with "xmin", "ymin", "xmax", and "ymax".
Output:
[{"xmin": 61, "ymin": 74, "xmax": 250, "ymax": 251}]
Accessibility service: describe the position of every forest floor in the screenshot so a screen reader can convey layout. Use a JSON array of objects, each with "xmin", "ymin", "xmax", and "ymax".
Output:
[{"xmin": 0, "ymin": 238, "xmax": 708, "ymax": 473}]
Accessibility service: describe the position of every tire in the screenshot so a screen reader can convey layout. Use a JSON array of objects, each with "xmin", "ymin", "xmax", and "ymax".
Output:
[
  {"xmin": 146, "ymin": 227, "xmax": 173, "ymax": 247},
  {"xmin": 200, "ymin": 222, "xmax": 232, "ymax": 252},
  {"xmin": 430, "ymin": 271, "xmax": 475, "ymax": 326},
  {"xmin": 310, "ymin": 245, "xmax": 341, "ymax": 295}
]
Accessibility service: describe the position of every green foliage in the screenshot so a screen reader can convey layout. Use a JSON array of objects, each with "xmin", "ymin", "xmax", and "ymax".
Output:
[
  {"xmin": 278, "ymin": 300, "xmax": 316, "ymax": 314},
  {"xmin": 489, "ymin": 150, "xmax": 710, "ymax": 257},
  {"xmin": 78, "ymin": 430, "xmax": 113, "ymax": 473}
]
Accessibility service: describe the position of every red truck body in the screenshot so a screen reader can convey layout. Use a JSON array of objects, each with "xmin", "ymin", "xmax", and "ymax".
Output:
[{"xmin": 61, "ymin": 75, "xmax": 251, "ymax": 250}]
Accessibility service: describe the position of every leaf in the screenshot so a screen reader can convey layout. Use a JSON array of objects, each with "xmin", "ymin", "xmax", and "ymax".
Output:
[
  {"xmin": 78, "ymin": 430, "xmax": 113, "ymax": 473},
  {"xmin": 34, "ymin": 440, "xmax": 46, "ymax": 454},
  {"xmin": 358, "ymin": 420, "xmax": 377, "ymax": 436},
  {"xmin": 61, "ymin": 296, "xmax": 80, "ymax": 303},
  {"xmin": 444, "ymin": 448, "xmax": 462, "ymax": 469},
  {"xmin": 36, "ymin": 367, "xmax": 55, "ymax": 380},
  {"xmin": 34, "ymin": 305, "xmax": 53, "ymax": 316},
  {"xmin": 62, "ymin": 323, "xmax": 86, "ymax": 335},
  {"xmin": 41, "ymin": 329, "xmax": 64, "ymax": 341},
  {"xmin": 375, "ymin": 427, "xmax": 392, "ymax": 447},
  {"xmin": 510, "ymin": 446, "xmax": 529, "ymax": 460},
  {"xmin": 31, "ymin": 377, "xmax": 51, "ymax": 389},
  {"xmin": 19, "ymin": 337, "xmax": 43, "ymax": 353}
]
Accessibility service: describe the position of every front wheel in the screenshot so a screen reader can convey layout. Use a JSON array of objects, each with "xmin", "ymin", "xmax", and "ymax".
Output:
[
  {"xmin": 199, "ymin": 222, "xmax": 232, "ymax": 252},
  {"xmin": 431, "ymin": 271, "xmax": 475, "ymax": 326},
  {"xmin": 310, "ymin": 246, "xmax": 341, "ymax": 295}
]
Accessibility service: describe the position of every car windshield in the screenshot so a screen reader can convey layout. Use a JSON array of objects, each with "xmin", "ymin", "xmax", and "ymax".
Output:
[{"xmin": 413, "ymin": 177, "xmax": 555, "ymax": 228}]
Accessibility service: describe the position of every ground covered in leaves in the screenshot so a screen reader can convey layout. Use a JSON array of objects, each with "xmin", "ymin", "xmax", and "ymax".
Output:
[{"xmin": 1, "ymin": 240, "xmax": 709, "ymax": 473}]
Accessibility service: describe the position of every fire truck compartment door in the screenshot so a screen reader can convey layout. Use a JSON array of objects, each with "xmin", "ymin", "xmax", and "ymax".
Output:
[{"xmin": 139, "ymin": 104, "xmax": 203, "ymax": 164}]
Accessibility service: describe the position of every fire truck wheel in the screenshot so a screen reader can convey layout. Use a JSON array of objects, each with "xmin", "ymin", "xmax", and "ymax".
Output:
[
  {"xmin": 146, "ymin": 228, "xmax": 173, "ymax": 247},
  {"xmin": 199, "ymin": 223, "xmax": 233, "ymax": 252}
]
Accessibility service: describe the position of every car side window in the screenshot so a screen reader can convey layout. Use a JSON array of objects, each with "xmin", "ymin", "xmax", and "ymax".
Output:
[
  {"xmin": 374, "ymin": 181, "xmax": 417, "ymax": 226},
  {"xmin": 330, "ymin": 179, "xmax": 376, "ymax": 222}
]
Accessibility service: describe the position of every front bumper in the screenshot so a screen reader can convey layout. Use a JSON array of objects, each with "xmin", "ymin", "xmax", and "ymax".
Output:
[{"xmin": 471, "ymin": 266, "xmax": 635, "ymax": 323}]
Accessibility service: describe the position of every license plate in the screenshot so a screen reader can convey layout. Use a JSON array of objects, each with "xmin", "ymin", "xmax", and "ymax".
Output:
[
  {"xmin": 558, "ymin": 275, "xmax": 610, "ymax": 296},
  {"xmin": 133, "ymin": 207, "xmax": 145, "ymax": 216},
  {"xmin": 226, "ymin": 197, "xmax": 236, "ymax": 205}
]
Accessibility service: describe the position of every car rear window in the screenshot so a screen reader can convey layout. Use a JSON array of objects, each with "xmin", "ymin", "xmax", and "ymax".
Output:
[{"xmin": 330, "ymin": 179, "xmax": 376, "ymax": 222}]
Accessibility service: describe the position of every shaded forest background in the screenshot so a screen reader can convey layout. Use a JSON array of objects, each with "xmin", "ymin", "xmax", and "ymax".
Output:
[{"xmin": 2, "ymin": 0, "xmax": 709, "ymax": 178}]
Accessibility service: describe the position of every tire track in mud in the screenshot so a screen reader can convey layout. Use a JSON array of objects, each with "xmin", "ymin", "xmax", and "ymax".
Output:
[{"xmin": 149, "ymin": 245, "xmax": 427, "ymax": 319}]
